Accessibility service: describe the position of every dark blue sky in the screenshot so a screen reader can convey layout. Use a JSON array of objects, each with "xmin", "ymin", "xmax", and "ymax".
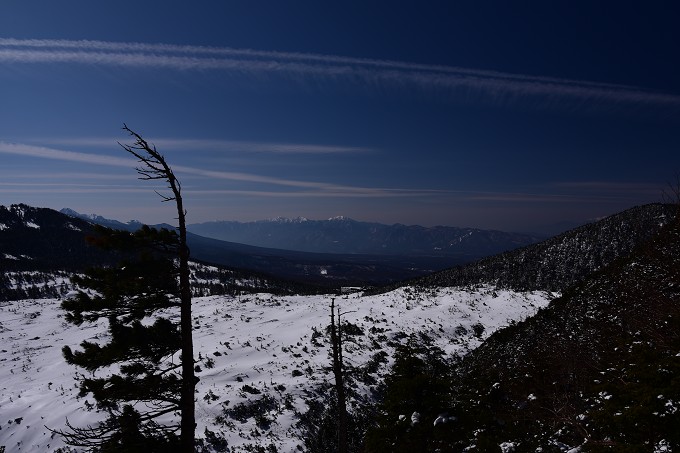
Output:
[{"xmin": 1, "ymin": 1, "xmax": 679, "ymax": 232}]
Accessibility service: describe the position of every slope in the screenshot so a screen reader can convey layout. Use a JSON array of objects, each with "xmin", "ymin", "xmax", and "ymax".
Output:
[
  {"xmin": 1, "ymin": 204, "xmax": 116, "ymax": 272},
  {"xmin": 1, "ymin": 204, "xmax": 322, "ymax": 300},
  {"xmin": 0, "ymin": 286, "xmax": 553, "ymax": 452},
  {"xmin": 415, "ymin": 203, "xmax": 676, "ymax": 292},
  {"xmin": 366, "ymin": 210, "xmax": 680, "ymax": 451}
]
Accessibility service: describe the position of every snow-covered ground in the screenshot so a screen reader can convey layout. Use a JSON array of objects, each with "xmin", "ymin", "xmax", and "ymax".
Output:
[{"xmin": 0, "ymin": 286, "xmax": 554, "ymax": 452}]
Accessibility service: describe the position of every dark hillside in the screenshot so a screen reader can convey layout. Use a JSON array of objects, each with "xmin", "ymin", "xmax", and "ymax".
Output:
[
  {"xmin": 0, "ymin": 204, "xmax": 114, "ymax": 272},
  {"xmin": 367, "ymin": 211, "xmax": 680, "ymax": 451},
  {"xmin": 0, "ymin": 204, "xmax": 325, "ymax": 300},
  {"xmin": 416, "ymin": 203, "xmax": 675, "ymax": 292}
]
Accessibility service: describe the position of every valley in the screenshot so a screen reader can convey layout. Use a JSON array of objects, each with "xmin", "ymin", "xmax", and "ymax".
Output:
[{"xmin": 0, "ymin": 202, "xmax": 678, "ymax": 452}]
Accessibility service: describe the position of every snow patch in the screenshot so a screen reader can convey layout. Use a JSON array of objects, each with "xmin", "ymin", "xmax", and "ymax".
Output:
[
  {"xmin": 655, "ymin": 439, "xmax": 672, "ymax": 452},
  {"xmin": 500, "ymin": 441, "xmax": 517, "ymax": 452}
]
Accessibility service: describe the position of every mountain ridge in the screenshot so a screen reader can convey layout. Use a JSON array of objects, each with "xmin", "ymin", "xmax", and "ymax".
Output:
[
  {"xmin": 366, "ymin": 206, "xmax": 680, "ymax": 451},
  {"xmin": 0, "ymin": 205, "xmax": 472, "ymax": 290},
  {"xmin": 2, "ymin": 204, "xmax": 324, "ymax": 300},
  {"xmin": 414, "ymin": 203, "xmax": 676, "ymax": 292},
  {"xmin": 61, "ymin": 207, "xmax": 529, "ymax": 285},
  {"xmin": 185, "ymin": 216, "xmax": 544, "ymax": 258}
]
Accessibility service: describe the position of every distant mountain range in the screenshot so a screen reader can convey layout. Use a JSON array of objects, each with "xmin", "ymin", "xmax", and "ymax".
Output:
[
  {"xmin": 5, "ymin": 205, "xmax": 672, "ymax": 293},
  {"xmin": 7, "ymin": 203, "xmax": 673, "ymax": 295},
  {"xmin": 186, "ymin": 216, "xmax": 544, "ymax": 257},
  {"xmin": 56, "ymin": 206, "xmax": 677, "ymax": 289},
  {"xmin": 5, "ymin": 205, "xmax": 522, "ymax": 293},
  {"xmin": 59, "ymin": 208, "xmax": 549, "ymax": 286},
  {"xmin": 57, "ymin": 208, "xmax": 472, "ymax": 286}
]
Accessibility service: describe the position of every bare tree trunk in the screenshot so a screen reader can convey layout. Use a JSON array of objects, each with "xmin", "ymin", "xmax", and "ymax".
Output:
[
  {"xmin": 175, "ymin": 187, "xmax": 196, "ymax": 453},
  {"xmin": 663, "ymin": 172, "xmax": 680, "ymax": 222},
  {"xmin": 330, "ymin": 297, "xmax": 348, "ymax": 453}
]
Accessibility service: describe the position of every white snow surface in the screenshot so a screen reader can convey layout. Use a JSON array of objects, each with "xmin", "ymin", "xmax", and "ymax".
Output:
[{"xmin": 0, "ymin": 285, "xmax": 553, "ymax": 452}]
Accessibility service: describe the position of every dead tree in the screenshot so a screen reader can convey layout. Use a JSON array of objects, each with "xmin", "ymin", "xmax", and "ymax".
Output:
[
  {"xmin": 120, "ymin": 124, "xmax": 196, "ymax": 452},
  {"xmin": 662, "ymin": 172, "xmax": 680, "ymax": 221},
  {"xmin": 330, "ymin": 296, "xmax": 348, "ymax": 453}
]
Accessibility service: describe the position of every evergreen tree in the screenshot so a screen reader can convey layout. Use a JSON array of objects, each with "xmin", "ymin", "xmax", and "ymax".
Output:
[
  {"xmin": 119, "ymin": 124, "xmax": 196, "ymax": 452},
  {"xmin": 57, "ymin": 125, "xmax": 197, "ymax": 451},
  {"xmin": 57, "ymin": 225, "xmax": 184, "ymax": 450}
]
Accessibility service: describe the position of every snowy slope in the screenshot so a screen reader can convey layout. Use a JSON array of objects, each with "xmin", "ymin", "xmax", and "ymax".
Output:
[{"xmin": 0, "ymin": 286, "xmax": 553, "ymax": 452}]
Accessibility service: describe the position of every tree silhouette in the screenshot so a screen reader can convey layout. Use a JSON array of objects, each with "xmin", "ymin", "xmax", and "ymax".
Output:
[
  {"xmin": 663, "ymin": 172, "xmax": 680, "ymax": 221},
  {"xmin": 119, "ymin": 124, "xmax": 196, "ymax": 452},
  {"xmin": 330, "ymin": 296, "xmax": 348, "ymax": 453},
  {"xmin": 56, "ymin": 126, "xmax": 196, "ymax": 451},
  {"xmin": 57, "ymin": 225, "xmax": 184, "ymax": 450}
]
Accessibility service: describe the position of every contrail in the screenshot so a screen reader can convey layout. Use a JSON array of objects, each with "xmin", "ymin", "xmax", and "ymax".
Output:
[{"xmin": 1, "ymin": 38, "xmax": 678, "ymax": 107}]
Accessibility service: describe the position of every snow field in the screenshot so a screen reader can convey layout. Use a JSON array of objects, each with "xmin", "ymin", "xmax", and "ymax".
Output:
[{"xmin": 0, "ymin": 285, "xmax": 553, "ymax": 452}]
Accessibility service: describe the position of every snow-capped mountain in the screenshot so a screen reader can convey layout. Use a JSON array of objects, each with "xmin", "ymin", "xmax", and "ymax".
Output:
[
  {"xmin": 60, "ymin": 207, "xmax": 476, "ymax": 286},
  {"xmin": 186, "ymin": 216, "xmax": 545, "ymax": 258},
  {"xmin": 59, "ymin": 207, "xmax": 149, "ymax": 231},
  {"xmin": 1, "ymin": 204, "xmax": 116, "ymax": 273}
]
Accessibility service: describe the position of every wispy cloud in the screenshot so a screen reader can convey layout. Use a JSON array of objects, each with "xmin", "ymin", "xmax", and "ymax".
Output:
[
  {"xmin": 1, "ymin": 38, "xmax": 679, "ymax": 108},
  {"xmin": 33, "ymin": 137, "xmax": 372, "ymax": 155},
  {"xmin": 465, "ymin": 182, "xmax": 662, "ymax": 203},
  {"xmin": 0, "ymin": 142, "xmax": 658, "ymax": 204},
  {"xmin": 552, "ymin": 181, "xmax": 662, "ymax": 193},
  {"xmin": 181, "ymin": 189, "xmax": 431, "ymax": 199},
  {"xmin": 0, "ymin": 141, "xmax": 135, "ymax": 168},
  {"xmin": 465, "ymin": 192, "xmax": 628, "ymax": 203},
  {"xmin": 0, "ymin": 186, "xmax": 152, "ymax": 195},
  {"xmin": 0, "ymin": 141, "xmax": 431, "ymax": 198}
]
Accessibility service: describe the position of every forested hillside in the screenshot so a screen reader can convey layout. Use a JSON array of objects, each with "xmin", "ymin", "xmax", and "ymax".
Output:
[
  {"xmin": 416, "ymin": 203, "xmax": 675, "ymax": 292},
  {"xmin": 1, "ymin": 204, "xmax": 323, "ymax": 300},
  {"xmin": 366, "ymin": 208, "xmax": 680, "ymax": 451}
]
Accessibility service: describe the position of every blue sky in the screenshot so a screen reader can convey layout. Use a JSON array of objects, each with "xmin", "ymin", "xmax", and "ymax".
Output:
[{"xmin": 1, "ymin": 1, "xmax": 679, "ymax": 232}]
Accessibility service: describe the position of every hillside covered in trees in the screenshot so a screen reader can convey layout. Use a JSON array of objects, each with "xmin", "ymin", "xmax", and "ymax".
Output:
[{"xmin": 366, "ymin": 207, "xmax": 680, "ymax": 451}]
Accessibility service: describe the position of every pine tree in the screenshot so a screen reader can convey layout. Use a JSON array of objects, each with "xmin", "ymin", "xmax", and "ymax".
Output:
[
  {"xmin": 119, "ymin": 124, "xmax": 196, "ymax": 451},
  {"xmin": 56, "ymin": 125, "xmax": 197, "ymax": 451},
  {"xmin": 57, "ymin": 225, "xmax": 184, "ymax": 450}
]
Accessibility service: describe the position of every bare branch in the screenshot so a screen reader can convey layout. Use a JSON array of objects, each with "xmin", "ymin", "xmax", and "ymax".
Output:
[{"xmin": 662, "ymin": 172, "xmax": 680, "ymax": 205}]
